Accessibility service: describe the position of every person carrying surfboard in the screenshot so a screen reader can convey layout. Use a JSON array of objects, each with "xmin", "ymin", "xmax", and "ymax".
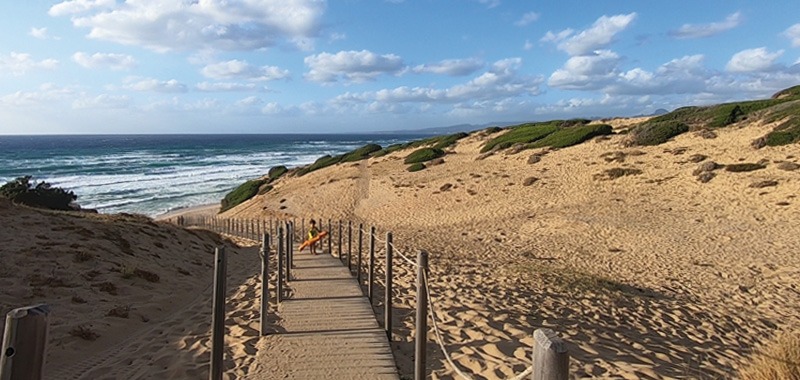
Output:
[{"xmin": 308, "ymin": 219, "xmax": 321, "ymax": 255}]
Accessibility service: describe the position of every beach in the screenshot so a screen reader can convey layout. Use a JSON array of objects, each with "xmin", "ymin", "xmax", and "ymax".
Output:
[{"xmin": 1, "ymin": 116, "xmax": 799, "ymax": 379}]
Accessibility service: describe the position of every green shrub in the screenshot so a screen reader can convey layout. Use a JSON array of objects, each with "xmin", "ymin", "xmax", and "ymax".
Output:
[
  {"xmin": 407, "ymin": 163, "xmax": 426, "ymax": 172},
  {"xmin": 404, "ymin": 148, "xmax": 445, "ymax": 164},
  {"xmin": 530, "ymin": 124, "xmax": 613, "ymax": 148},
  {"xmin": 340, "ymin": 144, "xmax": 382, "ymax": 162},
  {"xmin": 559, "ymin": 119, "xmax": 592, "ymax": 128},
  {"xmin": 268, "ymin": 166, "xmax": 287, "ymax": 180},
  {"xmin": 484, "ymin": 126, "xmax": 503, "ymax": 134},
  {"xmin": 432, "ymin": 132, "xmax": 469, "ymax": 149},
  {"xmin": 481, "ymin": 122, "xmax": 559, "ymax": 153},
  {"xmin": 625, "ymin": 121, "xmax": 689, "ymax": 146},
  {"xmin": 772, "ymin": 85, "xmax": 800, "ymax": 99},
  {"xmin": 0, "ymin": 176, "xmax": 77, "ymax": 211},
  {"xmin": 220, "ymin": 179, "xmax": 266, "ymax": 212}
]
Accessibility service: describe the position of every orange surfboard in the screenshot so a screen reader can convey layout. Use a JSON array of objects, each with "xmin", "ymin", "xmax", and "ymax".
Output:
[{"xmin": 299, "ymin": 230, "xmax": 328, "ymax": 251}]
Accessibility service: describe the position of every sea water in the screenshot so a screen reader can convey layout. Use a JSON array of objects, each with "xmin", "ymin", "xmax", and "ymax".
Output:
[{"xmin": 0, "ymin": 134, "xmax": 427, "ymax": 216}]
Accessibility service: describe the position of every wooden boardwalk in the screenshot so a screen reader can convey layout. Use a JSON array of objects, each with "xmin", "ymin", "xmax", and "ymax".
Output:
[{"xmin": 250, "ymin": 251, "xmax": 399, "ymax": 379}]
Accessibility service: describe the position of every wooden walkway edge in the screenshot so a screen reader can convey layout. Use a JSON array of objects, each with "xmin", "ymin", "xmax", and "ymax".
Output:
[{"xmin": 250, "ymin": 251, "xmax": 399, "ymax": 379}]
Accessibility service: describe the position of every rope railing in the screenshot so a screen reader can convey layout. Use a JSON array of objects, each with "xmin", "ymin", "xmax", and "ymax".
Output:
[{"xmin": 172, "ymin": 214, "xmax": 569, "ymax": 380}]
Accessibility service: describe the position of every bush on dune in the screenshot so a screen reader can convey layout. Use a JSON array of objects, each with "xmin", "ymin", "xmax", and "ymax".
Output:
[
  {"xmin": 340, "ymin": 143, "xmax": 382, "ymax": 162},
  {"xmin": 404, "ymin": 148, "xmax": 445, "ymax": 164},
  {"xmin": 407, "ymin": 163, "xmax": 426, "ymax": 172},
  {"xmin": 625, "ymin": 121, "xmax": 689, "ymax": 146},
  {"xmin": 530, "ymin": 123, "xmax": 612, "ymax": 149},
  {"xmin": 480, "ymin": 122, "xmax": 559, "ymax": 153},
  {"xmin": 220, "ymin": 179, "xmax": 267, "ymax": 212},
  {"xmin": 0, "ymin": 176, "xmax": 77, "ymax": 211},
  {"xmin": 268, "ymin": 165, "xmax": 288, "ymax": 180},
  {"xmin": 738, "ymin": 332, "xmax": 800, "ymax": 380}
]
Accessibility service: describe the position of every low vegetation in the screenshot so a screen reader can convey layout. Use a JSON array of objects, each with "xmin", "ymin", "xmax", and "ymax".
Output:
[
  {"xmin": 407, "ymin": 163, "xmax": 426, "ymax": 172},
  {"xmin": 530, "ymin": 123, "xmax": 612, "ymax": 149},
  {"xmin": 0, "ymin": 176, "xmax": 77, "ymax": 211},
  {"xmin": 268, "ymin": 165, "xmax": 288, "ymax": 180},
  {"xmin": 480, "ymin": 122, "xmax": 560, "ymax": 153},
  {"xmin": 738, "ymin": 332, "xmax": 800, "ymax": 380},
  {"xmin": 624, "ymin": 121, "xmax": 689, "ymax": 146},
  {"xmin": 404, "ymin": 148, "xmax": 445, "ymax": 164},
  {"xmin": 725, "ymin": 163, "xmax": 766, "ymax": 172},
  {"xmin": 220, "ymin": 178, "xmax": 267, "ymax": 212},
  {"xmin": 374, "ymin": 132, "xmax": 469, "ymax": 157}
]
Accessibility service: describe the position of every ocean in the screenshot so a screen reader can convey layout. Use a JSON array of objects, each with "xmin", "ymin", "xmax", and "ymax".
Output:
[{"xmin": 0, "ymin": 134, "xmax": 428, "ymax": 217}]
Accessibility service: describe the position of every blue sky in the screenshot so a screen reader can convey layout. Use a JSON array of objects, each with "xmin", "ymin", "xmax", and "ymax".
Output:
[{"xmin": 1, "ymin": 1, "xmax": 799, "ymax": 134}]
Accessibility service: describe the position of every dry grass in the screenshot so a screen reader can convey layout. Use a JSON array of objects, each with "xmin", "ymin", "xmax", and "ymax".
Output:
[{"xmin": 739, "ymin": 332, "xmax": 800, "ymax": 380}]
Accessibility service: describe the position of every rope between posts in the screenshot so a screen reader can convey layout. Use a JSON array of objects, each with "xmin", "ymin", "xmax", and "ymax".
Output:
[{"xmin": 422, "ymin": 266, "xmax": 534, "ymax": 380}]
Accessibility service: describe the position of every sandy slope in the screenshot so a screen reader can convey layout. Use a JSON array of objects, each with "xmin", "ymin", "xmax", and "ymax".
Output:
[
  {"xmin": 0, "ymin": 200, "xmax": 266, "ymax": 379},
  {"xmin": 228, "ymin": 117, "xmax": 800, "ymax": 379}
]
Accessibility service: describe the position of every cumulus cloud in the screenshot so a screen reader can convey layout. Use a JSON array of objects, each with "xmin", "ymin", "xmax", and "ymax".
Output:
[
  {"xmin": 0, "ymin": 83, "xmax": 75, "ymax": 107},
  {"xmin": 784, "ymin": 24, "xmax": 800, "ymax": 47},
  {"xmin": 123, "ymin": 77, "xmax": 188, "ymax": 93},
  {"xmin": 48, "ymin": 0, "xmax": 114, "ymax": 16},
  {"xmin": 72, "ymin": 52, "xmax": 136, "ymax": 70},
  {"xmin": 332, "ymin": 57, "xmax": 542, "ymax": 108},
  {"xmin": 29, "ymin": 27, "xmax": 51, "ymax": 39},
  {"xmin": 195, "ymin": 82, "xmax": 263, "ymax": 92},
  {"xmin": 56, "ymin": 0, "xmax": 325, "ymax": 52},
  {"xmin": 304, "ymin": 50, "xmax": 405, "ymax": 83},
  {"xmin": 412, "ymin": 58, "xmax": 483, "ymax": 76},
  {"xmin": 478, "ymin": 0, "xmax": 501, "ymax": 9},
  {"xmin": 726, "ymin": 47, "xmax": 784, "ymax": 72},
  {"xmin": 548, "ymin": 50, "xmax": 622, "ymax": 89},
  {"xmin": 669, "ymin": 12, "xmax": 742, "ymax": 39},
  {"xmin": 515, "ymin": 12, "xmax": 540, "ymax": 27},
  {"xmin": 543, "ymin": 13, "xmax": 636, "ymax": 56},
  {"xmin": 0, "ymin": 52, "xmax": 59, "ymax": 76},
  {"xmin": 201, "ymin": 60, "xmax": 290, "ymax": 81},
  {"xmin": 236, "ymin": 96, "xmax": 263, "ymax": 107}
]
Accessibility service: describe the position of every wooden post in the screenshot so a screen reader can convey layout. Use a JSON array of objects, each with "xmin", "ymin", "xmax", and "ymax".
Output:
[
  {"xmin": 357, "ymin": 224, "xmax": 363, "ymax": 282},
  {"xmin": 0, "ymin": 304, "xmax": 49, "ymax": 380},
  {"xmin": 277, "ymin": 227, "xmax": 284, "ymax": 303},
  {"xmin": 260, "ymin": 234, "xmax": 270, "ymax": 336},
  {"xmin": 532, "ymin": 328, "xmax": 569, "ymax": 380},
  {"xmin": 286, "ymin": 223, "xmax": 292, "ymax": 282},
  {"xmin": 368, "ymin": 226, "xmax": 375, "ymax": 303},
  {"xmin": 292, "ymin": 218, "xmax": 297, "ymax": 241},
  {"xmin": 415, "ymin": 251, "xmax": 428, "ymax": 380},
  {"xmin": 347, "ymin": 221, "xmax": 352, "ymax": 271},
  {"xmin": 384, "ymin": 232, "xmax": 393, "ymax": 340},
  {"xmin": 327, "ymin": 219, "xmax": 332, "ymax": 255},
  {"xmin": 210, "ymin": 247, "xmax": 227, "ymax": 380},
  {"xmin": 338, "ymin": 221, "xmax": 343, "ymax": 261}
]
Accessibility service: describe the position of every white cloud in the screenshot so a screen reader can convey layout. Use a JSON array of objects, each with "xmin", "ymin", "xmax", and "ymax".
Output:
[
  {"xmin": 0, "ymin": 52, "xmax": 59, "ymax": 76},
  {"xmin": 195, "ymin": 82, "xmax": 263, "ymax": 92},
  {"xmin": 478, "ymin": 0, "xmax": 500, "ymax": 9},
  {"xmin": 236, "ymin": 96, "xmax": 263, "ymax": 107},
  {"xmin": 123, "ymin": 77, "xmax": 188, "ymax": 93},
  {"xmin": 59, "ymin": 0, "xmax": 325, "ymax": 52},
  {"xmin": 412, "ymin": 58, "xmax": 483, "ymax": 76},
  {"xmin": 670, "ymin": 12, "xmax": 742, "ymax": 39},
  {"xmin": 543, "ymin": 13, "xmax": 636, "ymax": 56},
  {"xmin": 515, "ymin": 12, "xmax": 540, "ymax": 27},
  {"xmin": 333, "ymin": 58, "xmax": 542, "ymax": 107},
  {"xmin": 523, "ymin": 40, "xmax": 534, "ymax": 51},
  {"xmin": 72, "ymin": 52, "xmax": 136, "ymax": 70},
  {"xmin": 0, "ymin": 83, "xmax": 75, "ymax": 107},
  {"xmin": 72, "ymin": 94, "xmax": 131, "ymax": 109},
  {"xmin": 201, "ymin": 60, "xmax": 290, "ymax": 81},
  {"xmin": 29, "ymin": 27, "xmax": 50, "ymax": 39},
  {"xmin": 48, "ymin": 0, "xmax": 114, "ymax": 16},
  {"xmin": 726, "ymin": 47, "xmax": 784, "ymax": 72},
  {"xmin": 548, "ymin": 50, "xmax": 622, "ymax": 89},
  {"xmin": 784, "ymin": 24, "xmax": 800, "ymax": 47},
  {"xmin": 304, "ymin": 50, "xmax": 405, "ymax": 83}
]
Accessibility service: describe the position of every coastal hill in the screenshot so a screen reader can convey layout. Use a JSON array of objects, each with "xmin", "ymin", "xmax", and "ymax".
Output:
[
  {"xmin": 0, "ymin": 87, "xmax": 797, "ymax": 378},
  {"xmin": 223, "ymin": 87, "xmax": 800, "ymax": 378}
]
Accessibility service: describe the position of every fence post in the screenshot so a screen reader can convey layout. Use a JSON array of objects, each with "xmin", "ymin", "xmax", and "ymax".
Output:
[
  {"xmin": 210, "ymin": 246, "xmax": 227, "ymax": 380},
  {"xmin": 286, "ymin": 222, "xmax": 292, "ymax": 282},
  {"xmin": 357, "ymin": 224, "xmax": 363, "ymax": 281},
  {"xmin": 260, "ymin": 233, "xmax": 270, "ymax": 336},
  {"xmin": 327, "ymin": 219, "xmax": 332, "ymax": 255},
  {"xmin": 415, "ymin": 250, "xmax": 428, "ymax": 380},
  {"xmin": 532, "ymin": 328, "xmax": 569, "ymax": 380},
  {"xmin": 0, "ymin": 304, "xmax": 49, "ymax": 380},
  {"xmin": 277, "ymin": 227, "xmax": 284, "ymax": 303},
  {"xmin": 347, "ymin": 221, "xmax": 352, "ymax": 271},
  {"xmin": 368, "ymin": 226, "xmax": 375, "ymax": 303},
  {"xmin": 292, "ymin": 218, "xmax": 297, "ymax": 241},
  {"xmin": 384, "ymin": 232, "xmax": 393, "ymax": 340},
  {"xmin": 338, "ymin": 221, "xmax": 343, "ymax": 261}
]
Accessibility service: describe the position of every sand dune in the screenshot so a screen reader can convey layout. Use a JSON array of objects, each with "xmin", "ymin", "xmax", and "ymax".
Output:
[{"xmin": 228, "ymin": 117, "xmax": 800, "ymax": 378}]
